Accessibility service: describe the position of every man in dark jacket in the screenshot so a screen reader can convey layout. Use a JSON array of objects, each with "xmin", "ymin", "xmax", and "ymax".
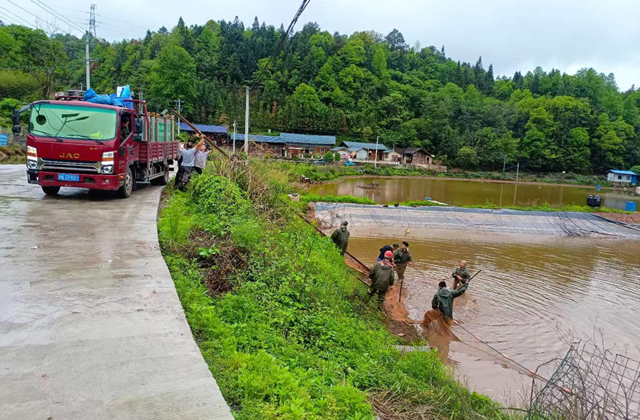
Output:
[
  {"xmin": 377, "ymin": 243, "xmax": 399, "ymax": 261},
  {"xmin": 393, "ymin": 241, "xmax": 412, "ymax": 281},
  {"xmin": 368, "ymin": 251, "xmax": 395, "ymax": 309},
  {"xmin": 431, "ymin": 280, "xmax": 469, "ymax": 325},
  {"xmin": 331, "ymin": 221, "xmax": 350, "ymax": 255},
  {"xmin": 452, "ymin": 260, "xmax": 470, "ymax": 290}
]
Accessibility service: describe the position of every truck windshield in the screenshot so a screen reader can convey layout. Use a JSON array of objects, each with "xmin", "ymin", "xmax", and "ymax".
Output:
[{"xmin": 29, "ymin": 103, "xmax": 117, "ymax": 141}]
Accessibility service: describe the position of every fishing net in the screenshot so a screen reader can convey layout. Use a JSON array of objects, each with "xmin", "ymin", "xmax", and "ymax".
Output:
[
  {"xmin": 528, "ymin": 342, "xmax": 640, "ymax": 419},
  {"xmin": 314, "ymin": 203, "xmax": 640, "ymax": 238}
]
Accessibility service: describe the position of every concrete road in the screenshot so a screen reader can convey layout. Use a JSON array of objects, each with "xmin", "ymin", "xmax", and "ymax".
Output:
[{"xmin": 0, "ymin": 165, "xmax": 233, "ymax": 420}]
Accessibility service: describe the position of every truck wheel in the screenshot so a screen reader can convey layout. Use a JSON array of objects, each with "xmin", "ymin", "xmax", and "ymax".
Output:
[
  {"xmin": 151, "ymin": 165, "xmax": 169, "ymax": 186},
  {"xmin": 118, "ymin": 167, "xmax": 134, "ymax": 198},
  {"xmin": 42, "ymin": 186, "xmax": 60, "ymax": 196}
]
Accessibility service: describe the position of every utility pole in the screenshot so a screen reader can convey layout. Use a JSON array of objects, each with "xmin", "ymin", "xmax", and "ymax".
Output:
[
  {"xmin": 374, "ymin": 136, "xmax": 379, "ymax": 168},
  {"xmin": 85, "ymin": 4, "xmax": 96, "ymax": 90},
  {"xmin": 232, "ymin": 120, "xmax": 237, "ymax": 154},
  {"xmin": 515, "ymin": 161, "xmax": 520, "ymax": 182},
  {"xmin": 244, "ymin": 86, "xmax": 249, "ymax": 155},
  {"xmin": 174, "ymin": 99, "xmax": 183, "ymax": 134},
  {"xmin": 502, "ymin": 156, "xmax": 506, "ymax": 173}
]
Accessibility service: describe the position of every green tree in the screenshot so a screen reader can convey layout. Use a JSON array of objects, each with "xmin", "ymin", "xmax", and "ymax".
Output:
[
  {"xmin": 281, "ymin": 83, "xmax": 328, "ymax": 131},
  {"xmin": 148, "ymin": 45, "xmax": 197, "ymax": 110}
]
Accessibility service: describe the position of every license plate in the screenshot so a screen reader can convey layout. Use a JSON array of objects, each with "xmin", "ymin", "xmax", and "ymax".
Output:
[{"xmin": 57, "ymin": 173, "xmax": 80, "ymax": 182}]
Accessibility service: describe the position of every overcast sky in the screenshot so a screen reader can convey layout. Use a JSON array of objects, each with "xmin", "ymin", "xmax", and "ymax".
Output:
[{"xmin": 7, "ymin": 0, "xmax": 639, "ymax": 90}]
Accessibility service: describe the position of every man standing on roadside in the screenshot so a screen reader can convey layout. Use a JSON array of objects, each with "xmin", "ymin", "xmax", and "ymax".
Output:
[
  {"xmin": 393, "ymin": 241, "xmax": 412, "ymax": 281},
  {"xmin": 175, "ymin": 135, "xmax": 204, "ymax": 190},
  {"xmin": 377, "ymin": 243, "xmax": 399, "ymax": 261},
  {"xmin": 368, "ymin": 250, "xmax": 395, "ymax": 310},
  {"xmin": 331, "ymin": 221, "xmax": 350, "ymax": 256},
  {"xmin": 194, "ymin": 143, "xmax": 209, "ymax": 175},
  {"xmin": 452, "ymin": 260, "xmax": 470, "ymax": 290}
]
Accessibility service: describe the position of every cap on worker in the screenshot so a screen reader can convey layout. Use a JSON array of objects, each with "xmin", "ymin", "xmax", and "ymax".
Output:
[
  {"xmin": 342, "ymin": 221, "xmax": 348, "ymax": 226},
  {"xmin": 384, "ymin": 250, "xmax": 393, "ymax": 258}
]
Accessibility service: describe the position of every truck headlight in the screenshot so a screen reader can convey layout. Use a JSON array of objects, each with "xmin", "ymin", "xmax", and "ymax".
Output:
[
  {"xmin": 100, "ymin": 165, "xmax": 113, "ymax": 174},
  {"xmin": 27, "ymin": 146, "xmax": 37, "ymax": 161},
  {"xmin": 27, "ymin": 160, "xmax": 38, "ymax": 169},
  {"xmin": 101, "ymin": 151, "xmax": 114, "ymax": 174}
]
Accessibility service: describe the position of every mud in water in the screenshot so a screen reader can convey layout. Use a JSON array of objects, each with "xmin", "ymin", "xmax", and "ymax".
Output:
[{"xmin": 345, "ymin": 233, "xmax": 640, "ymax": 406}]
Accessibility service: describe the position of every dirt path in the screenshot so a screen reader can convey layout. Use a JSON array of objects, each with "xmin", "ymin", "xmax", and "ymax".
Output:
[{"xmin": 597, "ymin": 212, "xmax": 640, "ymax": 224}]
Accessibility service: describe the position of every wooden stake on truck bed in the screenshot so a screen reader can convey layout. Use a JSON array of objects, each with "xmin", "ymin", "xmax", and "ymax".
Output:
[{"xmin": 170, "ymin": 109, "xmax": 229, "ymax": 158}]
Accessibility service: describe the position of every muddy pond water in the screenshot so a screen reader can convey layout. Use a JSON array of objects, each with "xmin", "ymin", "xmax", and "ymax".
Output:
[
  {"xmin": 310, "ymin": 177, "xmax": 640, "ymax": 210},
  {"xmin": 346, "ymin": 231, "xmax": 640, "ymax": 404}
]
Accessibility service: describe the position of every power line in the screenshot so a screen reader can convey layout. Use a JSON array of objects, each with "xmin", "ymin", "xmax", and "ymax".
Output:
[
  {"xmin": 0, "ymin": 5, "xmax": 36, "ymax": 28},
  {"xmin": 0, "ymin": 13, "xmax": 16, "ymax": 25},
  {"xmin": 29, "ymin": 0, "xmax": 85, "ymax": 33},
  {"xmin": 5, "ymin": 0, "xmax": 66, "ymax": 34},
  {"xmin": 250, "ymin": 0, "xmax": 312, "ymax": 90}
]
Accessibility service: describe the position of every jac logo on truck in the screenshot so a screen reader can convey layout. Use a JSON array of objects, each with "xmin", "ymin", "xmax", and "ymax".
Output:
[{"xmin": 60, "ymin": 152, "xmax": 80, "ymax": 159}]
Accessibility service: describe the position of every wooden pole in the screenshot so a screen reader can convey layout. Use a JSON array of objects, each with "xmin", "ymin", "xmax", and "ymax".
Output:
[{"xmin": 170, "ymin": 109, "xmax": 228, "ymax": 158}]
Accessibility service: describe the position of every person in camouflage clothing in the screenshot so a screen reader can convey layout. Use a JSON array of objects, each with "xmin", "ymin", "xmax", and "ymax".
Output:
[
  {"xmin": 368, "ymin": 251, "xmax": 395, "ymax": 309},
  {"xmin": 431, "ymin": 279, "xmax": 470, "ymax": 325},
  {"xmin": 331, "ymin": 221, "xmax": 350, "ymax": 256},
  {"xmin": 452, "ymin": 260, "xmax": 470, "ymax": 290},
  {"xmin": 393, "ymin": 241, "xmax": 412, "ymax": 281}
]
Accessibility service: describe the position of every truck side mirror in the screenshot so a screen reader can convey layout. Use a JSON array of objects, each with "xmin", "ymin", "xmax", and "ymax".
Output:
[
  {"xmin": 132, "ymin": 117, "xmax": 143, "ymax": 142},
  {"xmin": 12, "ymin": 110, "xmax": 21, "ymax": 134}
]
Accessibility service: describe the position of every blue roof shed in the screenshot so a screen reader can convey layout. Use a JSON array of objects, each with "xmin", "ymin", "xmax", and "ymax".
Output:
[
  {"xmin": 607, "ymin": 170, "xmax": 637, "ymax": 184},
  {"xmin": 340, "ymin": 141, "xmax": 388, "ymax": 151},
  {"xmin": 179, "ymin": 123, "xmax": 228, "ymax": 134}
]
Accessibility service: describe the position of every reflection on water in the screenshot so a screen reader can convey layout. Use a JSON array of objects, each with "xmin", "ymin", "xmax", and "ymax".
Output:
[
  {"xmin": 346, "ymin": 234, "xmax": 640, "ymax": 402},
  {"xmin": 310, "ymin": 178, "xmax": 640, "ymax": 210}
]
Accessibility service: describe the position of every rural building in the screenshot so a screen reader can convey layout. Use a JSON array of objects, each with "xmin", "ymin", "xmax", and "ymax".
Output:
[
  {"xmin": 331, "ymin": 147, "xmax": 350, "ymax": 160},
  {"xmin": 383, "ymin": 149, "xmax": 403, "ymax": 163},
  {"xmin": 232, "ymin": 133, "xmax": 336, "ymax": 157},
  {"xmin": 340, "ymin": 141, "xmax": 388, "ymax": 161},
  {"xmin": 607, "ymin": 170, "xmax": 637, "ymax": 184},
  {"xmin": 178, "ymin": 123, "xmax": 229, "ymax": 144},
  {"xmin": 395, "ymin": 147, "xmax": 434, "ymax": 165}
]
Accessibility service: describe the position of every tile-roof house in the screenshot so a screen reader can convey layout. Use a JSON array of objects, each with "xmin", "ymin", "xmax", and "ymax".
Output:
[
  {"xmin": 339, "ymin": 141, "xmax": 388, "ymax": 161},
  {"xmin": 395, "ymin": 147, "xmax": 434, "ymax": 164}
]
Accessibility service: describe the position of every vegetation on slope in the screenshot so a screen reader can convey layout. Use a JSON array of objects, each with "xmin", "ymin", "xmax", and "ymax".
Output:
[{"xmin": 158, "ymin": 160, "xmax": 512, "ymax": 419}]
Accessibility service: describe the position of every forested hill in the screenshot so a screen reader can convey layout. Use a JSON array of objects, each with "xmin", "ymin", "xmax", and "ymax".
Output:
[{"xmin": 1, "ymin": 17, "xmax": 639, "ymax": 173}]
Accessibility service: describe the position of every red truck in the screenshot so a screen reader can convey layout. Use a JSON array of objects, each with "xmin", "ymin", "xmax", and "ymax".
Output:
[{"xmin": 12, "ymin": 94, "xmax": 179, "ymax": 198}]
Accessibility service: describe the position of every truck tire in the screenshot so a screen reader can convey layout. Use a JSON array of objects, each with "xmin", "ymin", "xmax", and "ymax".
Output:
[
  {"xmin": 151, "ymin": 165, "xmax": 169, "ymax": 186},
  {"xmin": 42, "ymin": 186, "xmax": 60, "ymax": 196},
  {"xmin": 118, "ymin": 167, "xmax": 134, "ymax": 198}
]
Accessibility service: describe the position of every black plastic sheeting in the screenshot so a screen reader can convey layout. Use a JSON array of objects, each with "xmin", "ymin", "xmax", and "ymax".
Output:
[{"xmin": 314, "ymin": 203, "xmax": 640, "ymax": 239}]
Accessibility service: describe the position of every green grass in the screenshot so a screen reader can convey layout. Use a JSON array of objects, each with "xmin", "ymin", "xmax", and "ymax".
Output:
[{"xmin": 158, "ymin": 163, "xmax": 514, "ymax": 420}]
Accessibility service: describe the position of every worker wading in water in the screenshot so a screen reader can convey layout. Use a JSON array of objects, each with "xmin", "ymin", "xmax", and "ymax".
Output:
[
  {"xmin": 452, "ymin": 260, "xmax": 470, "ymax": 290},
  {"xmin": 377, "ymin": 243, "xmax": 399, "ymax": 261},
  {"xmin": 331, "ymin": 221, "xmax": 350, "ymax": 256},
  {"xmin": 393, "ymin": 241, "xmax": 412, "ymax": 281},
  {"xmin": 428, "ymin": 279, "xmax": 470, "ymax": 327},
  {"xmin": 368, "ymin": 251, "xmax": 395, "ymax": 310}
]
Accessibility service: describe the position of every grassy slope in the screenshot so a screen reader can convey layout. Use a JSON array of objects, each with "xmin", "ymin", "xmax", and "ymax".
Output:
[{"xmin": 158, "ymin": 161, "xmax": 513, "ymax": 420}]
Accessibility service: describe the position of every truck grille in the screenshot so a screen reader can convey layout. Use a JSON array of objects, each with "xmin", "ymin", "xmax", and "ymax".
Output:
[{"xmin": 40, "ymin": 158, "xmax": 100, "ymax": 173}]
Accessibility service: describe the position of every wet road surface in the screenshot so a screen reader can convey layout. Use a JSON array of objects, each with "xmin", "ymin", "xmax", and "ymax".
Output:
[{"xmin": 0, "ymin": 165, "xmax": 233, "ymax": 419}]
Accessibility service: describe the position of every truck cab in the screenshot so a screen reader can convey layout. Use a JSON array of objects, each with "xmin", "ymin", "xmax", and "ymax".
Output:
[{"xmin": 14, "ymin": 96, "xmax": 179, "ymax": 197}]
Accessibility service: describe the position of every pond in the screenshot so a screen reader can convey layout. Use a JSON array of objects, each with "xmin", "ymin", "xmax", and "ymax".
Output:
[
  {"xmin": 346, "ymin": 232, "xmax": 640, "ymax": 404},
  {"xmin": 310, "ymin": 177, "xmax": 640, "ymax": 210}
]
